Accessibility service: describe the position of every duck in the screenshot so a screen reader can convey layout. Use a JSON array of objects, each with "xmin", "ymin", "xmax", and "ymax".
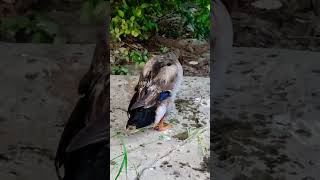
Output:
[
  {"xmin": 126, "ymin": 50, "xmax": 183, "ymax": 131},
  {"xmin": 55, "ymin": 29, "xmax": 109, "ymax": 180}
]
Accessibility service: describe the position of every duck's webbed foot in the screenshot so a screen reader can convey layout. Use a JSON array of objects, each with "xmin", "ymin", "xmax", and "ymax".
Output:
[{"xmin": 154, "ymin": 118, "xmax": 172, "ymax": 131}]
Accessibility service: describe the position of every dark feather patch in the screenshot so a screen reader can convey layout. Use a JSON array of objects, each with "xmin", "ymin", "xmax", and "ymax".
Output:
[{"xmin": 127, "ymin": 106, "xmax": 157, "ymax": 129}]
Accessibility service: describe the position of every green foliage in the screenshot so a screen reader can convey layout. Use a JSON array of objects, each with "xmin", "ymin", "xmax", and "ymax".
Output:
[
  {"xmin": 160, "ymin": 46, "xmax": 169, "ymax": 53},
  {"xmin": 129, "ymin": 49, "xmax": 149, "ymax": 67},
  {"xmin": 181, "ymin": 0, "xmax": 211, "ymax": 39},
  {"xmin": 110, "ymin": 0, "xmax": 159, "ymax": 41},
  {"xmin": 111, "ymin": 48, "xmax": 150, "ymax": 75},
  {"xmin": 110, "ymin": 0, "xmax": 210, "ymax": 41},
  {"xmin": 0, "ymin": 13, "xmax": 60, "ymax": 43},
  {"xmin": 112, "ymin": 66, "xmax": 129, "ymax": 75}
]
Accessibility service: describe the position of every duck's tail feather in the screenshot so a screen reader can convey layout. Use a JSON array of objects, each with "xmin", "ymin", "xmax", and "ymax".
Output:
[{"xmin": 127, "ymin": 106, "xmax": 157, "ymax": 129}]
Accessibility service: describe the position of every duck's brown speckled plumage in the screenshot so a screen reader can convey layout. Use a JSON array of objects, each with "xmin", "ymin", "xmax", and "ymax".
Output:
[{"xmin": 127, "ymin": 50, "xmax": 183, "ymax": 129}]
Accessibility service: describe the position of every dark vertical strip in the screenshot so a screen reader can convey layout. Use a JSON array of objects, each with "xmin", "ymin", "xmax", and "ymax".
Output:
[
  {"xmin": 210, "ymin": 1, "xmax": 216, "ymax": 179},
  {"xmin": 210, "ymin": 0, "xmax": 233, "ymax": 179},
  {"xmin": 210, "ymin": 2, "xmax": 215, "ymax": 179},
  {"xmin": 54, "ymin": 2, "xmax": 111, "ymax": 180}
]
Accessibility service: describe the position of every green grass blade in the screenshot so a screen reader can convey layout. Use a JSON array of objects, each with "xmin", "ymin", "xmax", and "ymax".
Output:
[
  {"xmin": 124, "ymin": 144, "xmax": 128, "ymax": 179},
  {"xmin": 115, "ymin": 143, "xmax": 126, "ymax": 180}
]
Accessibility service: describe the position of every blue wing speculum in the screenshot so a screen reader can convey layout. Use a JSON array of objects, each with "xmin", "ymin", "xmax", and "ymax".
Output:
[{"xmin": 158, "ymin": 91, "xmax": 171, "ymax": 101}]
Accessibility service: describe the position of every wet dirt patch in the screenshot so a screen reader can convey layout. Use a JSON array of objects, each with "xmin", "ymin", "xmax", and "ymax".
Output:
[
  {"xmin": 175, "ymin": 98, "xmax": 205, "ymax": 128},
  {"xmin": 173, "ymin": 131, "xmax": 188, "ymax": 141}
]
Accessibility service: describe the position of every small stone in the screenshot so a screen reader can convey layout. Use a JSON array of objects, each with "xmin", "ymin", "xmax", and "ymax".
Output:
[
  {"xmin": 119, "ymin": 47, "xmax": 127, "ymax": 53},
  {"xmin": 189, "ymin": 61, "xmax": 199, "ymax": 65}
]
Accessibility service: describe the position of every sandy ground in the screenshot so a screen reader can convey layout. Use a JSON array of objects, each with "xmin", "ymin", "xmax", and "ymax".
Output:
[{"xmin": 110, "ymin": 75, "xmax": 210, "ymax": 180}]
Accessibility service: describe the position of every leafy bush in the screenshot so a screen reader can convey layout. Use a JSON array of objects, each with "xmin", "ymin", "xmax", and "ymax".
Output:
[
  {"xmin": 129, "ymin": 49, "xmax": 149, "ymax": 67},
  {"xmin": 110, "ymin": 0, "xmax": 210, "ymax": 41},
  {"xmin": 112, "ymin": 66, "xmax": 129, "ymax": 75},
  {"xmin": 111, "ymin": 48, "xmax": 150, "ymax": 75},
  {"xmin": 110, "ymin": 1, "xmax": 159, "ymax": 41},
  {"xmin": 180, "ymin": 0, "xmax": 211, "ymax": 39}
]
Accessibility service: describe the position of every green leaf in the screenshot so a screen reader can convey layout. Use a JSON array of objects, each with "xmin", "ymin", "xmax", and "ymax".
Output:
[
  {"xmin": 138, "ymin": 62, "xmax": 145, "ymax": 68},
  {"xmin": 140, "ymin": 3, "xmax": 149, "ymax": 9},
  {"xmin": 135, "ymin": 8, "xmax": 142, "ymax": 17},
  {"xmin": 115, "ymin": 27, "xmax": 120, "ymax": 33},
  {"xmin": 131, "ymin": 29, "xmax": 141, "ymax": 37},
  {"xmin": 118, "ymin": 10, "xmax": 125, "ymax": 18},
  {"xmin": 143, "ymin": 49, "xmax": 148, "ymax": 55},
  {"xmin": 121, "ymin": 67, "xmax": 129, "ymax": 74},
  {"xmin": 112, "ymin": 66, "xmax": 128, "ymax": 75},
  {"xmin": 160, "ymin": 46, "xmax": 169, "ymax": 53},
  {"xmin": 122, "ymin": 0, "xmax": 128, "ymax": 10},
  {"xmin": 121, "ymin": 20, "xmax": 128, "ymax": 30}
]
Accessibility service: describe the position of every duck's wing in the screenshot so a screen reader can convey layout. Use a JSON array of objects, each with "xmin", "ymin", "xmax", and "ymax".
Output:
[
  {"xmin": 129, "ymin": 59, "xmax": 180, "ymax": 111},
  {"xmin": 66, "ymin": 72, "xmax": 109, "ymax": 152}
]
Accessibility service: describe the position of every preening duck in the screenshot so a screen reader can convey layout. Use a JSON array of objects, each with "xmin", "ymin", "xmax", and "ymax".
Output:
[
  {"xmin": 55, "ymin": 30, "xmax": 108, "ymax": 180},
  {"xmin": 126, "ymin": 50, "xmax": 183, "ymax": 131}
]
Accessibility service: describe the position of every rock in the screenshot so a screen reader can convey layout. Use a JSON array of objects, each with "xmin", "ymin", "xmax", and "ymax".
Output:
[{"xmin": 189, "ymin": 61, "xmax": 199, "ymax": 65}]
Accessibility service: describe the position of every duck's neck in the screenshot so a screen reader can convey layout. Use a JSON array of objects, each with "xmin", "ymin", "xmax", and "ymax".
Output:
[{"xmin": 211, "ymin": 0, "xmax": 233, "ymax": 96}]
